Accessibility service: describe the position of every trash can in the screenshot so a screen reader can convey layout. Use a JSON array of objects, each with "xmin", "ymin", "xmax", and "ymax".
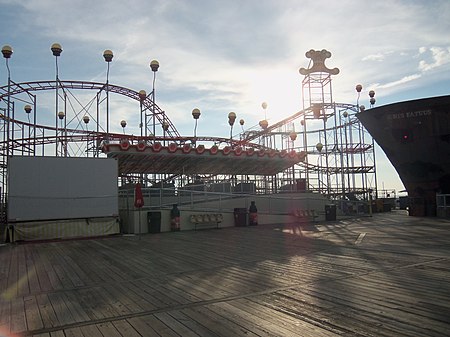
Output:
[
  {"xmin": 248, "ymin": 201, "xmax": 258, "ymax": 226},
  {"xmin": 170, "ymin": 204, "xmax": 181, "ymax": 231},
  {"xmin": 325, "ymin": 204, "xmax": 336, "ymax": 221},
  {"xmin": 234, "ymin": 208, "xmax": 247, "ymax": 227},
  {"xmin": 147, "ymin": 212, "xmax": 161, "ymax": 233}
]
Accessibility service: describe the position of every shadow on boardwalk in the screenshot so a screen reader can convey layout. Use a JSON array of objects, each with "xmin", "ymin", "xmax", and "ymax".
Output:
[{"xmin": 0, "ymin": 210, "xmax": 449, "ymax": 336}]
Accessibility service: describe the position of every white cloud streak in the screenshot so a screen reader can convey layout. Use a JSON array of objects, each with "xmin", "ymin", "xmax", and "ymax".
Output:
[
  {"xmin": 375, "ymin": 73, "xmax": 422, "ymax": 89},
  {"xmin": 1, "ymin": 0, "xmax": 450, "ymax": 130}
]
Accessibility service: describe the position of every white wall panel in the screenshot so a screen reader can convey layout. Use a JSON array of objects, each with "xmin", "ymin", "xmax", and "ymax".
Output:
[{"xmin": 8, "ymin": 156, "xmax": 118, "ymax": 221}]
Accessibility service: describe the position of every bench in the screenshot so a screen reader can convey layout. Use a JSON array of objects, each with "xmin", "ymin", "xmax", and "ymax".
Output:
[
  {"xmin": 292, "ymin": 209, "xmax": 318, "ymax": 222},
  {"xmin": 190, "ymin": 213, "xmax": 223, "ymax": 230}
]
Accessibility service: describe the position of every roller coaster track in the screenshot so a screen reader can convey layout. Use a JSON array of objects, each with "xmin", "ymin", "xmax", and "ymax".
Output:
[
  {"xmin": 242, "ymin": 102, "xmax": 359, "ymax": 142},
  {"xmin": 0, "ymin": 80, "xmax": 181, "ymax": 138},
  {"xmin": 0, "ymin": 112, "xmax": 266, "ymax": 150}
]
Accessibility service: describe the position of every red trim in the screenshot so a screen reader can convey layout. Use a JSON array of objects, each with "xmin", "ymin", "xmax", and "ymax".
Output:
[
  {"xmin": 280, "ymin": 149, "xmax": 287, "ymax": 158},
  {"xmin": 136, "ymin": 141, "xmax": 146, "ymax": 151},
  {"xmin": 120, "ymin": 139, "xmax": 130, "ymax": 151},
  {"xmin": 257, "ymin": 149, "xmax": 265, "ymax": 156},
  {"xmin": 269, "ymin": 149, "xmax": 277, "ymax": 157},
  {"xmin": 168, "ymin": 143, "xmax": 177, "ymax": 152},
  {"xmin": 152, "ymin": 142, "xmax": 162, "ymax": 152},
  {"xmin": 234, "ymin": 146, "xmax": 242, "ymax": 156},
  {"xmin": 222, "ymin": 146, "xmax": 231, "ymax": 155},
  {"xmin": 289, "ymin": 150, "xmax": 297, "ymax": 158},
  {"xmin": 210, "ymin": 145, "xmax": 218, "ymax": 155},
  {"xmin": 183, "ymin": 144, "xmax": 192, "ymax": 153},
  {"xmin": 246, "ymin": 148, "xmax": 255, "ymax": 156},
  {"xmin": 196, "ymin": 144, "xmax": 205, "ymax": 154}
]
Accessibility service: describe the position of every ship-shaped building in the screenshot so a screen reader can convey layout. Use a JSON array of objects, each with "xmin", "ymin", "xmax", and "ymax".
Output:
[{"xmin": 358, "ymin": 95, "xmax": 450, "ymax": 216}]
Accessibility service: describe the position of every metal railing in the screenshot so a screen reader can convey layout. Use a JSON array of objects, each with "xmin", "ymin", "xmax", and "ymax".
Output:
[
  {"xmin": 119, "ymin": 186, "xmax": 329, "ymax": 216},
  {"xmin": 436, "ymin": 193, "xmax": 450, "ymax": 218}
]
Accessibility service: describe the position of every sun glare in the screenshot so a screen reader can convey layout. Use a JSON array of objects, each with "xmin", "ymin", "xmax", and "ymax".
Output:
[{"xmin": 246, "ymin": 68, "xmax": 301, "ymax": 120}]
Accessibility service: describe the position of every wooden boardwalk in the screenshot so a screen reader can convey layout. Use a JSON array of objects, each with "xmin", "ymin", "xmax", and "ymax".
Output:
[{"xmin": 1, "ymin": 210, "xmax": 449, "ymax": 336}]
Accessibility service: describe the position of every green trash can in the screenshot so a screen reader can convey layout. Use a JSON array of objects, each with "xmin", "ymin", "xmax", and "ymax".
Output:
[
  {"xmin": 147, "ymin": 212, "xmax": 161, "ymax": 233},
  {"xmin": 325, "ymin": 204, "xmax": 336, "ymax": 221},
  {"xmin": 234, "ymin": 208, "xmax": 247, "ymax": 227}
]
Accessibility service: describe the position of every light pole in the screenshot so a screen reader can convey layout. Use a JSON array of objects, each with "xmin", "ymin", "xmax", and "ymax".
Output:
[
  {"xmin": 316, "ymin": 142, "xmax": 323, "ymax": 193},
  {"xmin": 23, "ymin": 105, "xmax": 32, "ymax": 156},
  {"xmin": 260, "ymin": 102, "xmax": 269, "ymax": 147},
  {"xmin": 58, "ymin": 111, "xmax": 66, "ymax": 156},
  {"xmin": 340, "ymin": 110, "xmax": 348, "ymax": 196},
  {"xmin": 1, "ymin": 45, "xmax": 12, "ymax": 217},
  {"xmin": 120, "ymin": 119, "xmax": 127, "ymax": 134},
  {"xmin": 316, "ymin": 142, "xmax": 323, "ymax": 153},
  {"xmin": 83, "ymin": 114, "xmax": 90, "ymax": 126},
  {"xmin": 355, "ymin": 84, "xmax": 362, "ymax": 108},
  {"xmin": 259, "ymin": 119, "xmax": 268, "ymax": 147},
  {"xmin": 103, "ymin": 50, "xmax": 113, "ymax": 139},
  {"xmin": 162, "ymin": 120, "xmax": 169, "ymax": 146},
  {"xmin": 369, "ymin": 90, "xmax": 376, "ymax": 107},
  {"xmin": 262, "ymin": 101, "xmax": 267, "ymax": 119},
  {"xmin": 192, "ymin": 108, "xmax": 201, "ymax": 146},
  {"xmin": 228, "ymin": 112, "xmax": 236, "ymax": 146},
  {"xmin": 24, "ymin": 105, "xmax": 32, "ymax": 123},
  {"xmin": 290, "ymin": 131, "xmax": 297, "ymax": 189},
  {"xmin": 150, "ymin": 59, "xmax": 159, "ymax": 138},
  {"xmin": 51, "ymin": 43, "xmax": 62, "ymax": 156},
  {"xmin": 24, "ymin": 101, "xmax": 37, "ymax": 155},
  {"xmin": 2, "ymin": 45, "xmax": 13, "ymax": 157},
  {"xmin": 83, "ymin": 115, "xmax": 90, "ymax": 157},
  {"xmin": 259, "ymin": 119, "xmax": 268, "ymax": 130},
  {"xmin": 139, "ymin": 90, "xmax": 146, "ymax": 137}
]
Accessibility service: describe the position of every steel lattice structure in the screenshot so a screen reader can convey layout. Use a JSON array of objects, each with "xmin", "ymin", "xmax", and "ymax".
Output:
[
  {"xmin": 241, "ymin": 49, "xmax": 377, "ymax": 200},
  {"xmin": 0, "ymin": 48, "xmax": 377, "ymax": 221}
]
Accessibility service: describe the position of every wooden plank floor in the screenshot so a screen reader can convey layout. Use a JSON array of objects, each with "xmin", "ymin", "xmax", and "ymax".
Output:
[{"xmin": 1, "ymin": 210, "xmax": 449, "ymax": 336}]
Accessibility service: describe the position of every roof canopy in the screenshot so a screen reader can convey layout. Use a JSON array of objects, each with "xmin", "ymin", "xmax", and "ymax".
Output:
[{"xmin": 103, "ymin": 142, "xmax": 306, "ymax": 176}]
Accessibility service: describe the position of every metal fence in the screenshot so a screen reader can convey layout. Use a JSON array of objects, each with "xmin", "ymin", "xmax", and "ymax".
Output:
[
  {"xmin": 437, "ymin": 193, "xmax": 450, "ymax": 218},
  {"xmin": 119, "ymin": 187, "xmax": 330, "ymax": 216}
]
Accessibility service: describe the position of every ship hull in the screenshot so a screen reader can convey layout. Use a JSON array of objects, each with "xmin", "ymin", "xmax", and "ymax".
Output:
[{"xmin": 357, "ymin": 95, "xmax": 450, "ymax": 216}]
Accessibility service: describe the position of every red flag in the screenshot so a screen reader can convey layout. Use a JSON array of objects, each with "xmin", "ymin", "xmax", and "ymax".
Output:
[{"xmin": 134, "ymin": 183, "xmax": 144, "ymax": 208}]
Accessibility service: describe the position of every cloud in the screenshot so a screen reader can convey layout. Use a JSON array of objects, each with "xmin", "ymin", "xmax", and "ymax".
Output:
[
  {"xmin": 2, "ymin": 0, "xmax": 450, "ymax": 134},
  {"xmin": 418, "ymin": 46, "xmax": 450, "ymax": 72},
  {"xmin": 347, "ymin": 44, "xmax": 449, "ymax": 101},
  {"xmin": 375, "ymin": 73, "xmax": 422, "ymax": 90},
  {"xmin": 2, "ymin": 0, "xmax": 449, "ymax": 192},
  {"xmin": 362, "ymin": 53, "xmax": 386, "ymax": 62}
]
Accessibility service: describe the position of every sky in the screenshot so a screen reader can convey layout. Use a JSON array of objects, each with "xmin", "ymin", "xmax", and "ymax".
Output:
[{"xmin": 1, "ymin": 0, "xmax": 449, "ymax": 193}]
